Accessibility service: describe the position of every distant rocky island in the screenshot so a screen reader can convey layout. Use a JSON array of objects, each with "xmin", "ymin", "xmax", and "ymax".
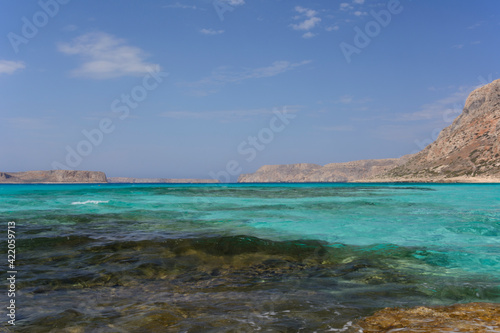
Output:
[
  {"xmin": 0, "ymin": 171, "xmax": 219, "ymax": 184},
  {"xmin": 0, "ymin": 170, "xmax": 107, "ymax": 184},
  {"xmin": 239, "ymin": 79, "xmax": 500, "ymax": 183}
]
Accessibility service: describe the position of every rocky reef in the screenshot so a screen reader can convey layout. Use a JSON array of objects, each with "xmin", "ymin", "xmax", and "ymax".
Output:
[{"xmin": 351, "ymin": 302, "xmax": 500, "ymax": 333}]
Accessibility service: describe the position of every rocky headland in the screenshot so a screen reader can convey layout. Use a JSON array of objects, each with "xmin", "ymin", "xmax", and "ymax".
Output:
[
  {"xmin": 372, "ymin": 78, "xmax": 500, "ymax": 182},
  {"xmin": 239, "ymin": 79, "xmax": 500, "ymax": 183}
]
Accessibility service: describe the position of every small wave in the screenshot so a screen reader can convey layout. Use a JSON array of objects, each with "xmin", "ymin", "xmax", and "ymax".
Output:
[{"xmin": 71, "ymin": 200, "xmax": 109, "ymax": 205}]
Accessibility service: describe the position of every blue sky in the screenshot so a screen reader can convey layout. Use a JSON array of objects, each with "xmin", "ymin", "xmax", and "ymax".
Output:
[{"xmin": 1, "ymin": 0, "xmax": 499, "ymax": 180}]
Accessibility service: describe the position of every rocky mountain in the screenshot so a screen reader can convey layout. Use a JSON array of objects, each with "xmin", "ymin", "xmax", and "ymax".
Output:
[
  {"xmin": 374, "ymin": 79, "xmax": 500, "ymax": 182},
  {"xmin": 238, "ymin": 157, "xmax": 412, "ymax": 183},
  {"xmin": 0, "ymin": 170, "xmax": 107, "ymax": 183},
  {"xmin": 239, "ymin": 79, "xmax": 500, "ymax": 183},
  {"xmin": 108, "ymin": 177, "xmax": 219, "ymax": 183}
]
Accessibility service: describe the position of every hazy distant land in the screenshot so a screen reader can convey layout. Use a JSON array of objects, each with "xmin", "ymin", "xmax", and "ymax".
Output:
[{"xmin": 107, "ymin": 177, "xmax": 219, "ymax": 184}]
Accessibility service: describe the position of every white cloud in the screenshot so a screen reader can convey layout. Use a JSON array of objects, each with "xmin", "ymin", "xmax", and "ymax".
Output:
[
  {"xmin": 295, "ymin": 6, "xmax": 317, "ymax": 18},
  {"xmin": 452, "ymin": 44, "xmax": 464, "ymax": 49},
  {"xmin": 353, "ymin": 0, "xmax": 365, "ymax": 4},
  {"xmin": 292, "ymin": 17, "xmax": 321, "ymax": 31},
  {"xmin": 302, "ymin": 32, "xmax": 316, "ymax": 39},
  {"xmin": 0, "ymin": 60, "xmax": 25, "ymax": 75},
  {"xmin": 58, "ymin": 32, "xmax": 160, "ymax": 79},
  {"xmin": 340, "ymin": 3, "xmax": 353, "ymax": 11},
  {"xmin": 200, "ymin": 28, "xmax": 225, "ymax": 35},
  {"xmin": 185, "ymin": 60, "xmax": 311, "ymax": 87},
  {"xmin": 291, "ymin": 6, "xmax": 321, "ymax": 32}
]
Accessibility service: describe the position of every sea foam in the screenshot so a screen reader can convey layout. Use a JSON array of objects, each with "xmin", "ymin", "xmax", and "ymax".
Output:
[{"xmin": 71, "ymin": 200, "xmax": 109, "ymax": 205}]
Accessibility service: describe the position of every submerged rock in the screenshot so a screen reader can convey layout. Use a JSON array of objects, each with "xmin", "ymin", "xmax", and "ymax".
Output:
[{"xmin": 352, "ymin": 302, "xmax": 500, "ymax": 333}]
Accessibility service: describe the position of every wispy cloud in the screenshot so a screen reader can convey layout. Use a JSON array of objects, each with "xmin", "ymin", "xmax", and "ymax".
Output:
[
  {"xmin": 200, "ymin": 28, "xmax": 224, "ymax": 35},
  {"xmin": 63, "ymin": 24, "xmax": 78, "ymax": 32},
  {"xmin": 467, "ymin": 21, "xmax": 484, "ymax": 30},
  {"xmin": 161, "ymin": 106, "xmax": 298, "ymax": 121},
  {"xmin": 161, "ymin": 108, "xmax": 271, "ymax": 120},
  {"xmin": 7, "ymin": 117, "xmax": 52, "ymax": 130},
  {"xmin": 326, "ymin": 25, "xmax": 339, "ymax": 32},
  {"xmin": 353, "ymin": 11, "xmax": 367, "ymax": 16},
  {"xmin": 221, "ymin": 0, "xmax": 245, "ymax": 6},
  {"xmin": 334, "ymin": 95, "xmax": 371, "ymax": 105},
  {"xmin": 319, "ymin": 125, "xmax": 354, "ymax": 132},
  {"xmin": 183, "ymin": 60, "xmax": 311, "ymax": 88},
  {"xmin": 290, "ymin": 6, "xmax": 321, "ymax": 38},
  {"xmin": 338, "ymin": 95, "xmax": 353, "ymax": 104},
  {"xmin": 58, "ymin": 32, "xmax": 160, "ymax": 79},
  {"xmin": 339, "ymin": 3, "xmax": 353, "ymax": 11},
  {"xmin": 339, "ymin": 0, "xmax": 368, "ymax": 17},
  {"xmin": 0, "ymin": 60, "xmax": 25, "ymax": 75},
  {"xmin": 397, "ymin": 86, "xmax": 472, "ymax": 121},
  {"xmin": 164, "ymin": 2, "xmax": 198, "ymax": 10}
]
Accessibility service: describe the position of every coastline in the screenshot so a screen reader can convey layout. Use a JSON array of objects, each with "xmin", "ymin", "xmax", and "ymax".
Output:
[{"xmin": 2, "ymin": 179, "xmax": 500, "ymax": 184}]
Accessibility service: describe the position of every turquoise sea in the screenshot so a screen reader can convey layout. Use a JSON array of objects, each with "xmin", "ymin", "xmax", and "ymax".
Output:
[{"xmin": 1, "ymin": 183, "xmax": 499, "ymax": 332}]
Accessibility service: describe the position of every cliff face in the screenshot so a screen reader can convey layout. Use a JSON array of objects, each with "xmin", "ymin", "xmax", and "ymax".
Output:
[
  {"xmin": 379, "ymin": 79, "xmax": 500, "ymax": 181},
  {"xmin": 238, "ymin": 157, "xmax": 412, "ymax": 183},
  {"xmin": 107, "ymin": 177, "xmax": 220, "ymax": 184},
  {"xmin": 0, "ymin": 170, "xmax": 107, "ymax": 183}
]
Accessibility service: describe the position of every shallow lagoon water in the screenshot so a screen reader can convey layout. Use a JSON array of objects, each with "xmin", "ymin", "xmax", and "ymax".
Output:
[{"xmin": 1, "ymin": 183, "xmax": 499, "ymax": 331}]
